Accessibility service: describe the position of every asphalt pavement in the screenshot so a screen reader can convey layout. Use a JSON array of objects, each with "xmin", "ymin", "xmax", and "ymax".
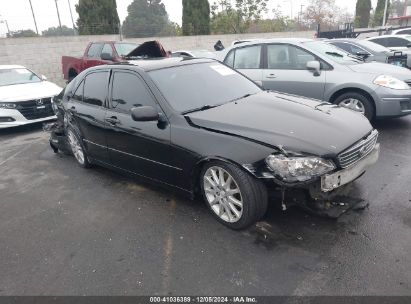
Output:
[{"xmin": 0, "ymin": 117, "xmax": 410, "ymax": 296}]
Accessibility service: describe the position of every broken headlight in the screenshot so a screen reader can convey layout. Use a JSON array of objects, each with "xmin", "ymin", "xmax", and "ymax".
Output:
[{"xmin": 265, "ymin": 154, "xmax": 336, "ymax": 182}]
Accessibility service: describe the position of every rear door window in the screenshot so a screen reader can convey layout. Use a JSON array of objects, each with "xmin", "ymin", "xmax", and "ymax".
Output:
[{"xmin": 83, "ymin": 72, "xmax": 109, "ymax": 107}]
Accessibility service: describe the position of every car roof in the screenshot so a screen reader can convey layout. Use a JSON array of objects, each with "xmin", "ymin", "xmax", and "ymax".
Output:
[
  {"xmin": 368, "ymin": 34, "xmax": 411, "ymax": 39},
  {"xmin": 230, "ymin": 37, "xmax": 314, "ymax": 47},
  {"xmin": 0, "ymin": 65, "xmax": 26, "ymax": 70},
  {"xmin": 90, "ymin": 41, "xmax": 138, "ymax": 44},
  {"xmin": 329, "ymin": 38, "xmax": 358, "ymax": 42},
  {"xmin": 101, "ymin": 57, "xmax": 216, "ymax": 72}
]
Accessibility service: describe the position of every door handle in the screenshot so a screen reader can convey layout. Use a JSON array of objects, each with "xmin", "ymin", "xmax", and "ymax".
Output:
[
  {"xmin": 266, "ymin": 74, "xmax": 277, "ymax": 79},
  {"xmin": 105, "ymin": 116, "xmax": 120, "ymax": 125}
]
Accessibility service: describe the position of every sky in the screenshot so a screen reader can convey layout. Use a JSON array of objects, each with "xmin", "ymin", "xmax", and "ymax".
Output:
[{"xmin": 0, "ymin": 0, "xmax": 380, "ymax": 36}]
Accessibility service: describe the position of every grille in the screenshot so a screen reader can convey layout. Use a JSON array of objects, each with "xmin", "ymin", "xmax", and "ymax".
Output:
[
  {"xmin": 15, "ymin": 98, "xmax": 55, "ymax": 120},
  {"xmin": 337, "ymin": 130, "xmax": 378, "ymax": 169}
]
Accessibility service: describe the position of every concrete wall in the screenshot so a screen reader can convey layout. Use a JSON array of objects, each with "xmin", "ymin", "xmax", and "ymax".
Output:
[{"xmin": 0, "ymin": 31, "xmax": 315, "ymax": 87}]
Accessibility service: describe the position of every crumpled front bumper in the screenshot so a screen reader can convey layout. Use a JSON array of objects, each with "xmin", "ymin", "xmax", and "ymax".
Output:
[{"xmin": 321, "ymin": 144, "xmax": 380, "ymax": 192}]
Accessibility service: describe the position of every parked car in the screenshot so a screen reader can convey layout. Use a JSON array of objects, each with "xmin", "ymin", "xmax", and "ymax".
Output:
[
  {"xmin": 386, "ymin": 27, "xmax": 411, "ymax": 35},
  {"xmin": 49, "ymin": 58, "xmax": 379, "ymax": 229},
  {"xmin": 62, "ymin": 41, "xmax": 139, "ymax": 82},
  {"xmin": 366, "ymin": 34, "xmax": 411, "ymax": 53},
  {"xmin": 0, "ymin": 65, "xmax": 62, "ymax": 129},
  {"xmin": 171, "ymin": 50, "xmax": 216, "ymax": 59},
  {"xmin": 62, "ymin": 41, "xmax": 171, "ymax": 82},
  {"xmin": 328, "ymin": 38, "xmax": 409, "ymax": 68},
  {"xmin": 216, "ymin": 38, "xmax": 411, "ymax": 120}
]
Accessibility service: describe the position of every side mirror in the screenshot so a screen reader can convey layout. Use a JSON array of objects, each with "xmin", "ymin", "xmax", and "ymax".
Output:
[
  {"xmin": 407, "ymin": 43, "xmax": 411, "ymax": 48},
  {"xmin": 131, "ymin": 106, "xmax": 159, "ymax": 122},
  {"xmin": 101, "ymin": 53, "xmax": 113, "ymax": 61},
  {"xmin": 41, "ymin": 75, "xmax": 47, "ymax": 81},
  {"xmin": 306, "ymin": 61, "xmax": 321, "ymax": 76},
  {"xmin": 356, "ymin": 51, "xmax": 370, "ymax": 59}
]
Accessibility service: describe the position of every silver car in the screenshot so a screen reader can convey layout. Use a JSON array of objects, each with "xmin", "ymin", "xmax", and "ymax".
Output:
[{"xmin": 216, "ymin": 38, "xmax": 411, "ymax": 120}]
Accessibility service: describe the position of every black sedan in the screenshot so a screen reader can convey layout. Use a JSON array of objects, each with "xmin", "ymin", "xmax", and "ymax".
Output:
[{"xmin": 50, "ymin": 58, "xmax": 380, "ymax": 229}]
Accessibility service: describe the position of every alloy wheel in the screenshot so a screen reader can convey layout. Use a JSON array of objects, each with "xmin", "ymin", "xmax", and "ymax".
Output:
[
  {"xmin": 67, "ymin": 130, "xmax": 85, "ymax": 165},
  {"xmin": 203, "ymin": 166, "xmax": 243, "ymax": 223},
  {"xmin": 338, "ymin": 98, "xmax": 365, "ymax": 114}
]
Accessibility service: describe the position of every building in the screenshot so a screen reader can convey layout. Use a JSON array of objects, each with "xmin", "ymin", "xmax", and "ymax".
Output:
[{"xmin": 389, "ymin": 1, "xmax": 411, "ymax": 27}]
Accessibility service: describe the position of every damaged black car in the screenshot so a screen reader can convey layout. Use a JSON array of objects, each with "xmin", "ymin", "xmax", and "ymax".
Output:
[{"xmin": 49, "ymin": 58, "xmax": 380, "ymax": 229}]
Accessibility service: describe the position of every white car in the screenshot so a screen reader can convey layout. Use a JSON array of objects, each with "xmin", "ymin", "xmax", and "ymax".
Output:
[
  {"xmin": 386, "ymin": 28, "xmax": 411, "ymax": 35},
  {"xmin": 171, "ymin": 50, "xmax": 216, "ymax": 59},
  {"xmin": 0, "ymin": 65, "xmax": 62, "ymax": 129},
  {"xmin": 366, "ymin": 34, "xmax": 411, "ymax": 52}
]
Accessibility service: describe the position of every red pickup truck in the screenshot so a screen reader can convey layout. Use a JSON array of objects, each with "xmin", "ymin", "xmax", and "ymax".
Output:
[{"xmin": 62, "ymin": 41, "xmax": 139, "ymax": 81}]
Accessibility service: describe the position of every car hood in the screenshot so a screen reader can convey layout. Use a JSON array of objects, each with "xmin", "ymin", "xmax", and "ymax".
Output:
[
  {"xmin": 0, "ymin": 81, "xmax": 62, "ymax": 102},
  {"xmin": 187, "ymin": 92, "xmax": 373, "ymax": 157},
  {"xmin": 347, "ymin": 62, "xmax": 411, "ymax": 80}
]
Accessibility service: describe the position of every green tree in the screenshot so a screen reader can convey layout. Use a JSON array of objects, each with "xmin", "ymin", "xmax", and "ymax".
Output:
[
  {"xmin": 76, "ymin": 0, "xmax": 120, "ymax": 35},
  {"xmin": 42, "ymin": 26, "xmax": 77, "ymax": 36},
  {"xmin": 211, "ymin": 0, "xmax": 268, "ymax": 34},
  {"xmin": 355, "ymin": 0, "xmax": 372, "ymax": 28},
  {"xmin": 182, "ymin": 0, "xmax": 210, "ymax": 35},
  {"xmin": 123, "ymin": 0, "xmax": 175, "ymax": 37},
  {"xmin": 10, "ymin": 29, "xmax": 38, "ymax": 38},
  {"xmin": 372, "ymin": 0, "xmax": 391, "ymax": 26}
]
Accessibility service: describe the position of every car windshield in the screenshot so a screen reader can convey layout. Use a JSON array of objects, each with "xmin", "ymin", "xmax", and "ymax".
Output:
[
  {"xmin": 0, "ymin": 68, "xmax": 41, "ymax": 86},
  {"xmin": 149, "ymin": 62, "xmax": 261, "ymax": 113},
  {"xmin": 304, "ymin": 41, "xmax": 363, "ymax": 64},
  {"xmin": 115, "ymin": 43, "xmax": 139, "ymax": 56},
  {"xmin": 356, "ymin": 40, "xmax": 390, "ymax": 52}
]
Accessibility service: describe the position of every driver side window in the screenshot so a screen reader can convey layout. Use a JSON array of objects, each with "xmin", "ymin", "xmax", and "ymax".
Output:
[
  {"xmin": 111, "ymin": 71, "xmax": 157, "ymax": 114},
  {"xmin": 267, "ymin": 44, "xmax": 316, "ymax": 70},
  {"xmin": 101, "ymin": 44, "xmax": 113, "ymax": 58}
]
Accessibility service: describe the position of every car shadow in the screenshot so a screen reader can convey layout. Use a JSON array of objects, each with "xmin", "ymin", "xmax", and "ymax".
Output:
[
  {"xmin": 373, "ymin": 116, "xmax": 411, "ymax": 131},
  {"xmin": 0, "ymin": 122, "xmax": 46, "ymax": 139}
]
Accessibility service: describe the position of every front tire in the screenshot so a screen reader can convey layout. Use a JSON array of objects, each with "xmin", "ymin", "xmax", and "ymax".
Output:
[
  {"xmin": 333, "ymin": 92, "xmax": 375, "ymax": 121},
  {"xmin": 200, "ymin": 161, "xmax": 268, "ymax": 230},
  {"xmin": 67, "ymin": 127, "xmax": 90, "ymax": 168}
]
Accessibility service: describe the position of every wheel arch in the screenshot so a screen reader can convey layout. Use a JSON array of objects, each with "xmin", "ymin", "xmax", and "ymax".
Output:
[
  {"xmin": 329, "ymin": 87, "xmax": 376, "ymax": 118},
  {"xmin": 329, "ymin": 87, "xmax": 375, "ymax": 108}
]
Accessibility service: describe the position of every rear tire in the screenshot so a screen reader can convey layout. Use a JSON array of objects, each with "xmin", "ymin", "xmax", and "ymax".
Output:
[
  {"xmin": 67, "ymin": 127, "xmax": 90, "ymax": 168},
  {"xmin": 200, "ymin": 160, "xmax": 268, "ymax": 230},
  {"xmin": 333, "ymin": 92, "xmax": 375, "ymax": 121}
]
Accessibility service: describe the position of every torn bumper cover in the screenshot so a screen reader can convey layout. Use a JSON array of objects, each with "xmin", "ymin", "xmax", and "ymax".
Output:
[
  {"xmin": 263, "ymin": 145, "xmax": 380, "ymax": 218},
  {"xmin": 321, "ymin": 144, "xmax": 380, "ymax": 192},
  {"xmin": 45, "ymin": 121, "xmax": 70, "ymax": 154}
]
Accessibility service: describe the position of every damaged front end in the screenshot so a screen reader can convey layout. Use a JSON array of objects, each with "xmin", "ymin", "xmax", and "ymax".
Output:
[{"xmin": 243, "ymin": 137, "xmax": 380, "ymax": 219}]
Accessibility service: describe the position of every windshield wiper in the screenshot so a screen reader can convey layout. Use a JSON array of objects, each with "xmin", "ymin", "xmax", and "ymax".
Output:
[
  {"xmin": 325, "ymin": 51, "xmax": 344, "ymax": 58},
  {"xmin": 182, "ymin": 104, "xmax": 221, "ymax": 115},
  {"xmin": 227, "ymin": 93, "xmax": 254, "ymax": 103}
]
